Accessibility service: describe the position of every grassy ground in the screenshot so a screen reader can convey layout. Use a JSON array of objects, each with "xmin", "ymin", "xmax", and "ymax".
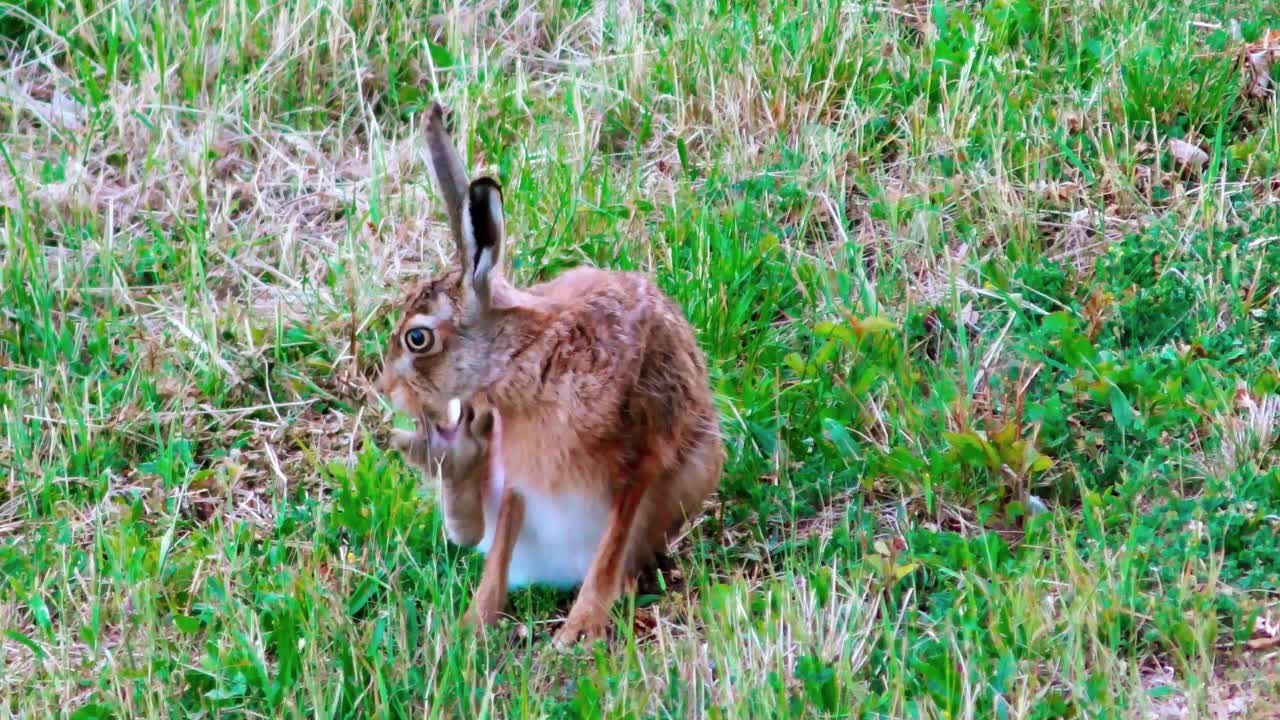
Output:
[{"xmin": 3, "ymin": 0, "xmax": 1280, "ymax": 717}]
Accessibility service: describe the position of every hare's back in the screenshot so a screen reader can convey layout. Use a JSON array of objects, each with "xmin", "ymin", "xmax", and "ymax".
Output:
[
  {"xmin": 529, "ymin": 266, "xmax": 652, "ymax": 305},
  {"xmin": 531, "ymin": 266, "xmax": 704, "ymax": 373}
]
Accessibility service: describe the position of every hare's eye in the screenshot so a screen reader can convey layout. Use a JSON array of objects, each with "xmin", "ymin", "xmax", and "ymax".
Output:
[{"xmin": 403, "ymin": 327, "xmax": 435, "ymax": 353}]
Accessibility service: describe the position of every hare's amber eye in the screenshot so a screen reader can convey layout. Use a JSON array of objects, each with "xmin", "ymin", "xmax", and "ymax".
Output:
[{"xmin": 403, "ymin": 327, "xmax": 435, "ymax": 353}]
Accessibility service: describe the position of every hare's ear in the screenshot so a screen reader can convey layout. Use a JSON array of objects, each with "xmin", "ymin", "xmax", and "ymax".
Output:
[
  {"xmin": 470, "ymin": 406, "xmax": 496, "ymax": 440},
  {"xmin": 460, "ymin": 177, "xmax": 505, "ymax": 312},
  {"xmin": 424, "ymin": 102, "xmax": 470, "ymax": 260}
]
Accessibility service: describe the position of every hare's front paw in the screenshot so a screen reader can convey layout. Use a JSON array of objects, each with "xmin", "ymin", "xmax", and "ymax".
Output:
[
  {"xmin": 553, "ymin": 608, "xmax": 609, "ymax": 649},
  {"xmin": 390, "ymin": 428, "xmax": 430, "ymax": 467},
  {"xmin": 390, "ymin": 428, "xmax": 417, "ymax": 452},
  {"xmin": 462, "ymin": 594, "xmax": 503, "ymax": 630},
  {"xmin": 460, "ymin": 607, "xmax": 486, "ymax": 631}
]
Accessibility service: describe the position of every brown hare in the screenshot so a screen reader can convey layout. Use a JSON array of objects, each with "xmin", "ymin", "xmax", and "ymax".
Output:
[{"xmin": 375, "ymin": 102, "xmax": 723, "ymax": 646}]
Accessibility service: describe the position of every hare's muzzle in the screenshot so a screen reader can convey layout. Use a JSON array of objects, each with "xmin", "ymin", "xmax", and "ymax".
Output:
[
  {"xmin": 374, "ymin": 367, "xmax": 419, "ymax": 419},
  {"xmin": 374, "ymin": 370, "xmax": 400, "ymax": 407},
  {"xmin": 374, "ymin": 369, "xmax": 393, "ymax": 396},
  {"xmin": 431, "ymin": 398, "xmax": 464, "ymax": 442}
]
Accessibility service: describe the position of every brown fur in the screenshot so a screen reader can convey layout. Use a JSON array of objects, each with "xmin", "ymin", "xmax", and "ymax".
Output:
[{"xmin": 376, "ymin": 102, "xmax": 723, "ymax": 646}]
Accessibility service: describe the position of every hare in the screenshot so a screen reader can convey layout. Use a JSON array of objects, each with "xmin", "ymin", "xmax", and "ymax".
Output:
[{"xmin": 375, "ymin": 102, "xmax": 723, "ymax": 646}]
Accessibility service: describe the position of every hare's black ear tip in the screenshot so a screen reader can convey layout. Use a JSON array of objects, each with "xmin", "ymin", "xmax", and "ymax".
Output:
[
  {"xmin": 427, "ymin": 102, "xmax": 447, "ymax": 127},
  {"xmin": 473, "ymin": 407, "xmax": 496, "ymax": 437},
  {"xmin": 470, "ymin": 176, "xmax": 502, "ymax": 196}
]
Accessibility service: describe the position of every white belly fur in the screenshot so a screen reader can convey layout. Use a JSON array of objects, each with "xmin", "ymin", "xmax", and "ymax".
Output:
[{"xmin": 474, "ymin": 465, "xmax": 610, "ymax": 589}]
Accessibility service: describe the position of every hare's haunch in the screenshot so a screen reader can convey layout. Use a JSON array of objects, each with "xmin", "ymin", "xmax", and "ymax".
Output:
[{"xmin": 377, "ymin": 102, "xmax": 723, "ymax": 646}]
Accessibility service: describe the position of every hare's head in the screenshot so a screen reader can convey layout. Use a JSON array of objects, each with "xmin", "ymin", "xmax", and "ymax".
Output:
[{"xmin": 376, "ymin": 103, "xmax": 512, "ymax": 426}]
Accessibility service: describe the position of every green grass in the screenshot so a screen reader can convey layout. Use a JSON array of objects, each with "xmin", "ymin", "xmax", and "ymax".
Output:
[{"xmin": 3, "ymin": 0, "xmax": 1280, "ymax": 717}]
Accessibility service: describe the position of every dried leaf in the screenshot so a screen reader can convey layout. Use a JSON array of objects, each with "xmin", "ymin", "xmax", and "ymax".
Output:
[
  {"xmin": 1242, "ymin": 29, "xmax": 1280, "ymax": 99},
  {"xmin": 1168, "ymin": 139, "xmax": 1209, "ymax": 169},
  {"xmin": 1247, "ymin": 635, "xmax": 1280, "ymax": 651},
  {"xmin": 1246, "ymin": 613, "xmax": 1280, "ymax": 651},
  {"xmin": 1246, "ymin": 50, "xmax": 1273, "ymax": 98},
  {"xmin": 631, "ymin": 607, "xmax": 659, "ymax": 640},
  {"xmin": 1060, "ymin": 110, "xmax": 1083, "ymax": 133},
  {"xmin": 1029, "ymin": 179, "xmax": 1081, "ymax": 203}
]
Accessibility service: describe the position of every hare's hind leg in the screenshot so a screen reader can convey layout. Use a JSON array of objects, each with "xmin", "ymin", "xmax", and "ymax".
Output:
[
  {"xmin": 553, "ymin": 426, "xmax": 721, "ymax": 648},
  {"xmin": 553, "ymin": 331, "xmax": 722, "ymax": 648},
  {"xmin": 630, "ymin": 426, "xmax": 723, "ymax": 577},
  {"xmin": 552, "ymin": 447, "xmax": 674, "ymax": 648}
]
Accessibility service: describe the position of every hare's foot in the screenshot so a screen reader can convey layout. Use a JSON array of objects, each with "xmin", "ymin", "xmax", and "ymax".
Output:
[
  {"xmin": 552, "ymin": 605, "xmax": 609, "ymax": 648},
  {"xmin": 462, "ymin": 592, "xmax": 504, "ymax": 629}
]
